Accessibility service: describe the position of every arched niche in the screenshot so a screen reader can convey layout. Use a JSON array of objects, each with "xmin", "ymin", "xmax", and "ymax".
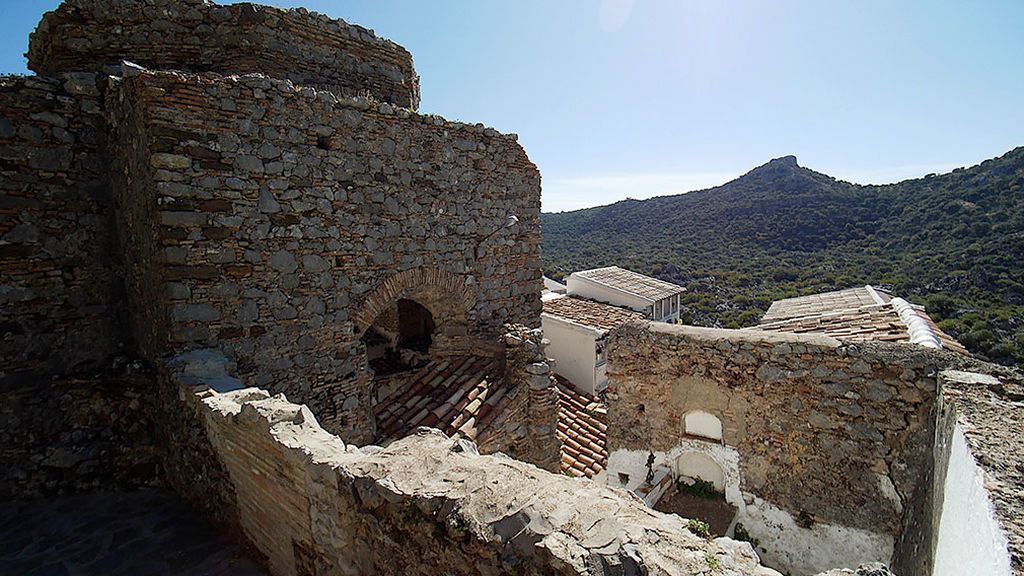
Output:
[
  {"xmin": 684, "ymin": 410, "xmax": 723, "ymax": 441},
  {"xmin": 676, "ymin": 452, "xmax": 726, "ymax": 492}
]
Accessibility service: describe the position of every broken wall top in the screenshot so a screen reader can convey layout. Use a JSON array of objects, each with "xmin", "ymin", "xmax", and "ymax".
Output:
[{"xmin": 28, "ymin": 0, "xmax": 420, "ymax": 109}]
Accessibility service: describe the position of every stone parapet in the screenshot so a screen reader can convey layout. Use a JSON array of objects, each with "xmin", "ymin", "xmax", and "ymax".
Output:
[{"xmin": 29, "ymin": 0, "xmax": 420, "ymax": 109}]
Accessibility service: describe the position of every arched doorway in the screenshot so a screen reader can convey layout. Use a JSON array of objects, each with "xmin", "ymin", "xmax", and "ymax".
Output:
[
  {"xmin": 362, "ymin": 298, "xmax": 436, "ymax": 377},
  {"xmin": 397, "ymin": 298, "xmax": 434, "ymax": 352}
]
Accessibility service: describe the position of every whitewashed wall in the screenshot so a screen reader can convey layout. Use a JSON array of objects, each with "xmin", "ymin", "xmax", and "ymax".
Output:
[
  {"xmin": 932, "ymin": 425, "xmax": 1012, "ymax": 576},
  {"xmin": 606, "ymin": 439, "xmax": 895, "ymax": 576},
  {"xmin": 540, "ymin": 314, "xmax": 598, "ymax": 394},
  {"xmin": 566, "ymin": 275, "xmax": 653, "ymax": 314}
]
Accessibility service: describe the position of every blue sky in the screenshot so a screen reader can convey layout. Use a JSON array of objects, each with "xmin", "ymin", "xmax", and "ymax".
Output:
[{"xmin": 3, "ymin": 0, "xmax": 1023, "ymax": 212}]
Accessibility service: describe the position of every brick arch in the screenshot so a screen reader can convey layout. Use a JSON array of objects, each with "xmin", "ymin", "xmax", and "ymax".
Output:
[{"xmin": 353, "ymin": 268, "xmax": 476, "ymax": 335}]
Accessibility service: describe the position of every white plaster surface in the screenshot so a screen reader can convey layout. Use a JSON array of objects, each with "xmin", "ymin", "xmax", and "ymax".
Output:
[
  {"xmin": 541, "ymin": 314, "xmax": 598, "ymax": 394},
  {"xmin": 677, "ymin": 452, "xmax": 726, "ymax": 491},
  {"xmin": 932, "ymin": 425, "xmax": 1012, "ymax": 576},
  {"xmin": 684, "ymin": 410, "xmax": 724, "ymax": 440},
  {"xmin": 735, "ymin": 496, "xmax": 894, "ymax": 576},
  {"xmin": 607, "ymin": 441, "xmax": 744, "ymax": 509}
]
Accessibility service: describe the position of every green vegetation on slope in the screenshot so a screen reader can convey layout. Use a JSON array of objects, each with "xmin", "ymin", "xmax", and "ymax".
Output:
[{"xmin": 542, "ymin": 148, "xmax": 1024, "ymax": 366}]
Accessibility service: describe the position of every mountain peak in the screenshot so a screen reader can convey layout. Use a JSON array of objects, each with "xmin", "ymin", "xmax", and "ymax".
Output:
[
  {"xmin": 769, "ymin": 155, "xmax": 799, "ymax": 168},
  {"xmin": 739, "ymin": 155, "xmax": 803, "ymax": 181}
]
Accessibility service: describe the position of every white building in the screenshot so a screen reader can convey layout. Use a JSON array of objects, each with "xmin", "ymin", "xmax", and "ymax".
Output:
[
  {"xmin": 566, "ymin": 266, "xmax": 685, "ymax": 323},
  {"xmin": 542, "ymin": 276, "xmax": 567, "ymax": 295},
  {"xmin": 541, "ymin": 294, "xmax": 643, "ymax": 395}
]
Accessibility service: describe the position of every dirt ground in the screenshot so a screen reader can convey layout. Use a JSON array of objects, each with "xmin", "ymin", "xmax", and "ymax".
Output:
[{"xmin": 653, "ymin": 485, "xmax": 738, "ymax": 536}]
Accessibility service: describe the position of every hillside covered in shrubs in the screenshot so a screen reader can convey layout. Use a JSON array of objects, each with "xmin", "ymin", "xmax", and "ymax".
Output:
[{"xmin": 542, "ymin": 147, "xmax": 1024, "ymax": 366}]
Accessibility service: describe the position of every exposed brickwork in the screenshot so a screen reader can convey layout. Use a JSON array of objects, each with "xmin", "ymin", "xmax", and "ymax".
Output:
[
  {"xmin": 0, "ymin": 73, "xmax": 126, "ymax": 379},
  {"xmin": 29, "ymin": 0, "xmax": 420, "ymax": 108}
]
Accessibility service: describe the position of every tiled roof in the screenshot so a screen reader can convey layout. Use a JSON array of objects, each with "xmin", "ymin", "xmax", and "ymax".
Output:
[
  {"xmin": 572, "ymin": 267, "xmax": 685, "ymax": 302},
  {"xmin": 543, "ymin": 295, "xmax": 645, "ymax": 332},
  {"xmin": 762, "ymin": 286, "xmax": 891, "ymax": 323},
  {"xmin": 556, "ymin": 376, "xmax": 608, "ymax": 478},
  {"xmin": 373, "ymin": 356, "xmax": 510, "ymax": 444},
  {"xmin": 757, "ymin": 285, "xmax": 968, "ymax": 355},
  {"xmin": 757, "ymin": 305, "xmax": 911, "ymax": 343}
]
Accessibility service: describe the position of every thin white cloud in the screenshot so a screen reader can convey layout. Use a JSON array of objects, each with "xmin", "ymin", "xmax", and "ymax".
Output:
[{"xmin": 542, "ymin": 171, "xmax": 738, "ymax": 212}]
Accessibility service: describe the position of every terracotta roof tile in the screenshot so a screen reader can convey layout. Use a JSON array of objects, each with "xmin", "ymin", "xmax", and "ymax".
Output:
[
  {"xmin": 757, "ymin": 285, "xmax": 968, "ymax": 355},
  {"xmin": 555, "ymin": 376, "xmax": 608, "ymax": 479},
  {"xmin": 572, "ymin": 267, "xmax": 685, "ymax": 302},
  {"xmin": 543, "ymin": 295, "xmax": 645, "ymax": 332},
  {"xmin": 762, "ymin": 286, "xmax": 891, "ymax": 323},
  {"xmin": 757, "ymin": 305, "xmax": 910, "ymax": 342},
  {"xmin": 373, "ymin": 356, "xmax": 510, "ymax": 444}
]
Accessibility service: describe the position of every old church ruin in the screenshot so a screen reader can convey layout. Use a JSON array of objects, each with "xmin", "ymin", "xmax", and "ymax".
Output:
[{"xmin": 1, "ymin": 1, "xmax": 1020, "ymax": 575}]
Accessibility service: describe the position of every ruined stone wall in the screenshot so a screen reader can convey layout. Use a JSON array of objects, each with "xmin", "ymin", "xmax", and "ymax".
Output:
[
  {"xmin": 606, "ymin": 322, "xmax": 945, "ymax": 574},
  {"xmin": 0, "ymin": 73, "xmax": 126, "ymax": 379},
  {"xmin": 469, "ymin": 327, "xmax": 561, "ymax": 471},
  {"xmin": 0, "ymin": 365, "xmax": 161, "ymax": 499},
  {"xmin": 155, "ymin": 351, "xmax": 242, "ymax": 535},
  {"xmin": 107, "ymin": 69, "xmax": 541, "ymax": 442},
  {"xmin": 0, "ymin": 74, "xmax": 169, "ymax": 499},
  {"xmin": 166, "ymin": 349, "xmax": 782, "ymax": 576},
  {"xmin": 29, "ymin": 0, "xmax": 419, "ymax": 108}
]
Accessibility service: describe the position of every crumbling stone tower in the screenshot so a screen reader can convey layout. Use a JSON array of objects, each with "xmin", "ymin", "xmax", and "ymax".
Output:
[{"xmin": 2, "ymin": 0, "xmax": 555, "ymax": 491}]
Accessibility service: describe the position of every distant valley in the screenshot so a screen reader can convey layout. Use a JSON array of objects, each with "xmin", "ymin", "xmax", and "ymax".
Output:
[{"xmin": 542, "ymin": 147, "xmax": 1024, "ymax": 366}]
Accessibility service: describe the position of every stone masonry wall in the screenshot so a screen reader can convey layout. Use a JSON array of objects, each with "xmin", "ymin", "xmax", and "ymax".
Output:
[
  {"xmin": 168, "ymin": 349, "xmax": 783, "ymax": 576},
  {"xmin": 0, "ymin": 73, "xmax": 126, "ymax": 379},
  {"xmin": 107, "ymin": 68, "xmax": 542, "ymax": 442},
  {"xmin": 29, "ymin": 0, "xmax": 419, "ymax": 109},
  {"xmin": 606, "ymin": 322, "xmax": 947, "ymax": 572},
  {"xmin": 0, "ymin": 363, "xmax": 162, "ymax": 499},
  {"xmin": 0, "ymin": 73, "xmax": 167, "ymax": 499}
]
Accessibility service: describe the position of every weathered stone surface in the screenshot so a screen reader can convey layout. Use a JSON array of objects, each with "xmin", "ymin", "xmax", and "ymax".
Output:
[
  {"xmin": 0, "ymin": 361, "xmax": 161, "ymax": 499},
  {"xmin": 108, "ymin": 69, "xmax": 542, "ymax": 444},
  {"xmin": 938, "ymin": 370, "xmax": 1024, "ymax": 574},
  {"xmin": 814, "ymin": 563, "xmax": 898, "ymax": 576},
  {"xmin": 28, "ymin": 0, "xmax": 421, "ymax": 108},
  {"xmin": 176, "ymin": 356, "xmax": 783, "ymax": 576},
  {"xmin": 606, "ymin": 322, "xmax": 942, "ymax": 572},
  {"xmin": 0, "ymin": 73, "xmax": 123, "ymax": 379}
]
